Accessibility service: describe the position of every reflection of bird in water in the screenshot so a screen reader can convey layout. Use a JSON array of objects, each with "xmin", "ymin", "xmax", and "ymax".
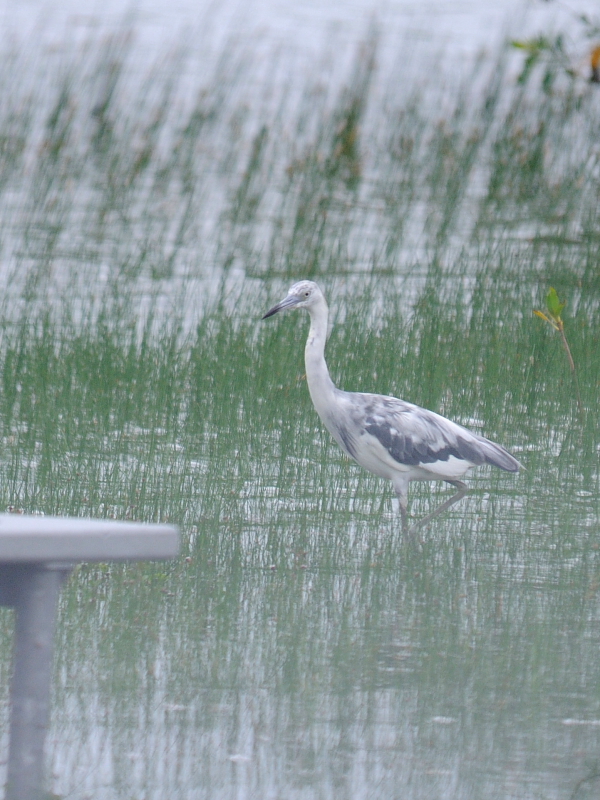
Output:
[{"xmin": 263, "ymin": 280, "xmax": 521, "ymax": 537}]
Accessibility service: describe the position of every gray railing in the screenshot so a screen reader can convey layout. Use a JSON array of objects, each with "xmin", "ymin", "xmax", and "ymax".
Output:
[{"xmin": 0, "ymin": 514, "xmax": 179, "ymax": 800}]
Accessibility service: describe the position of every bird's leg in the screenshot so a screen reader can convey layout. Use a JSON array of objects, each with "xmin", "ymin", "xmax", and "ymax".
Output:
[
  {"xmin": 394, "ymin": 487, "xmax": 410, "ymax": 538},
  {"xmin": 408, "ymin": 480, "xmax": 468, "ymax": 537}
]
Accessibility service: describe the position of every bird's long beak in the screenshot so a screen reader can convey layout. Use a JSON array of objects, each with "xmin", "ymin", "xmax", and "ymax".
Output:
[{"xmin": 262, "ymin": 294, "xmax": 301, "ymax": 319}]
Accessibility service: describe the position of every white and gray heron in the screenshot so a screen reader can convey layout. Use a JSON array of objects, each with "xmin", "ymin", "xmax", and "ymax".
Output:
[{"xmin": 262, "ymin": 280, "xmax": 521, "ymax": 536}]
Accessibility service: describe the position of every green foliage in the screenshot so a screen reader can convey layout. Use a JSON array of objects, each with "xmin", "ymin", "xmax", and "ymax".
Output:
[
  {"xmin": 511, "ymin": 35, "xmax": 575, "ymax": 89},
  {"xmin": 511, "ymin": 4, "xmax": 600, "ymax": 87},
  {"xmin": 534, "ymin": 287, "xmax": 584, "ymax": 419}
]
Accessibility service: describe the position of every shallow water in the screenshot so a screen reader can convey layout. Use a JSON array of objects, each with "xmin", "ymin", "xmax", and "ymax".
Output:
[{"xmin": 0, "ymin": 2, "xmax": 599, "ymax": 799}]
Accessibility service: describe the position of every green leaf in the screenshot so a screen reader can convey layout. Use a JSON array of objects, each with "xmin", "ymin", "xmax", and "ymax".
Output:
[{"xmin": 546, "ymin": 287, "xmax": 565, "ymax": 318}]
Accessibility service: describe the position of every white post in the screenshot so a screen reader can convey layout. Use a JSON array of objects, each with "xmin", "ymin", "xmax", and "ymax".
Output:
[{"xmin": 5, "ymin": 566, "xmax": 67, "ymax": 800}]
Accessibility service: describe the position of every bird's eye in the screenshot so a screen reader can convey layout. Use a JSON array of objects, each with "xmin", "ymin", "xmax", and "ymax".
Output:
[{"xmin": 304, "ymin": 291, "xmax": 310, "ymax": 297}]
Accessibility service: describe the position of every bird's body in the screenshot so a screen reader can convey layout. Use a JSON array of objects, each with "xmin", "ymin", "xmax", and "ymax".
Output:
[{"xmin": 263, "ymin": 280, "xmax": 521, "ymax": 535}]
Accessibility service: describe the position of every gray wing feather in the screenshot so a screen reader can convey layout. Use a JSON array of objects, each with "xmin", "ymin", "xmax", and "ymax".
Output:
[{"xmin": 342, "ymin": 392, "xmax": 520, "ymax": 472}]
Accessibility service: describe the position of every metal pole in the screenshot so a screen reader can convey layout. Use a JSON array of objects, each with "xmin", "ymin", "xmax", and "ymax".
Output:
[{"xmin": 5, "ymin": 566, "xmax": 65, "ymax": 800}]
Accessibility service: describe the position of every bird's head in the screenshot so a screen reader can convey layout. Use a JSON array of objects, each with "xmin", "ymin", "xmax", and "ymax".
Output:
[{"xmin": 262, "ymin": 280, "xmax": 323, "ymax": 319}]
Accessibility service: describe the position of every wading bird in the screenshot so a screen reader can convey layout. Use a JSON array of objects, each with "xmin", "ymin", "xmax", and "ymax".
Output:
[{"xmin": 262, "ymin": 280, "xmax": 521, "ymax": 536}]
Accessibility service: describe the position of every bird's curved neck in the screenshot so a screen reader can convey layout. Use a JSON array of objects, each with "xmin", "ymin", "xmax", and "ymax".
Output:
[{"xmin": 305, "ymin": 299, "xmax": 337, "ymax": 418}]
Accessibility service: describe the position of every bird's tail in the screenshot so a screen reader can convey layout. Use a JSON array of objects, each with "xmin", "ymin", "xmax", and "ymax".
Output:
[{"xmin": 480, "ymin": 437, "xmax": 522, "ymax": 473}]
